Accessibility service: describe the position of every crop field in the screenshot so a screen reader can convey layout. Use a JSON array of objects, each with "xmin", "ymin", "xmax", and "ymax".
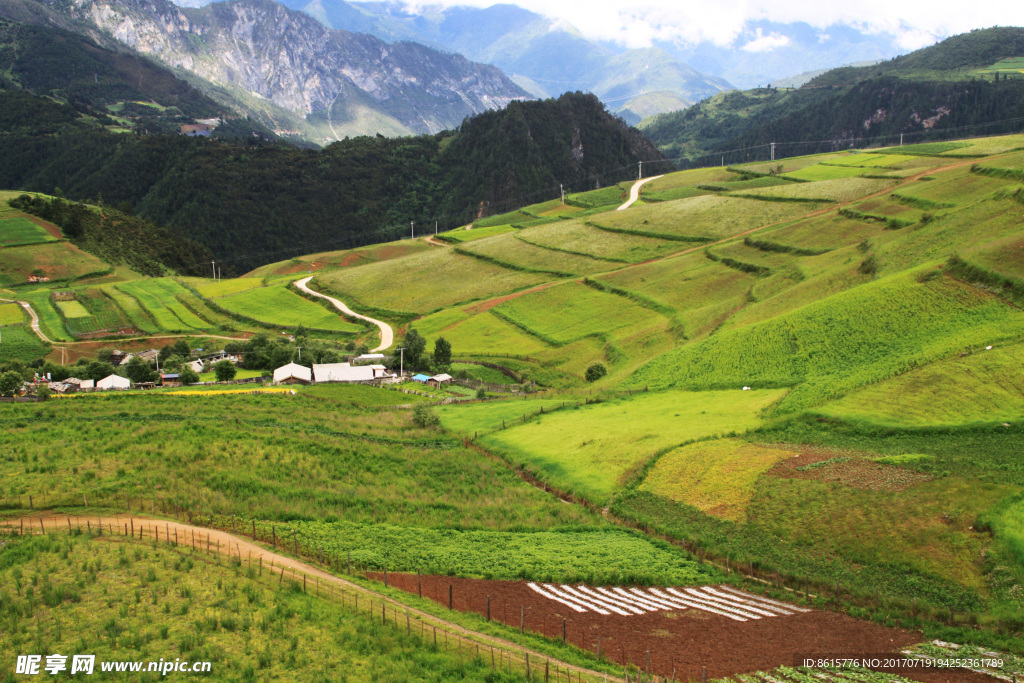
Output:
[
  {"xmin": 781, "ymin": 164, "xmax": 870, "ymax": 181},
  {"xmin": 518, "ymin": 219, "xmax": 677, "ymax": 263},
  {"xmin": 740, "ymin": 153, "xmax": 850, "ymax": 175},
  {"xmin": 640, "ymin": 186, "xmax": 714, "ymax": 202},
  {"xmin": 216, "ymin": 284, "xmax": 362, "ymax": 333},
  {"xmin": 448, "ymin": 362, "xmax": 517, "ymax": 385},
  {"xmin": 592, "ymin": 195, "xmax": 823, "ymax": 241},
  {"xmin": 0, "ymin": 302, "xmax": 26, "ymax": 325},
  {"xmin": 0, "ymin": 323, "xmax": 49, "ymax": 361},
  {"xmin": 0, "ymin": 391, "xmax": 595, "ymax": 529},
  {"xmin": 641, "ymin": 167, "xmax": 741, "ymax": 193},
  {"xmin": 457, "ymin": 232, "xmax": 611, "ymax": 275},
  {"xmin": 734, "ymin": 177, "xmax": 894, "ymax": 203},
  {"xmin": 244, "ymin": 241, "xmax": 434, "ymax": 278},
  {"xmin": 190, "ymin": 276, "xmax": 265, "ymax": 299},
  {"xmin": 116, "ymin": 280, "xmax": 207, "ymax": 331},
  {"xmin": 874, "ymin": 196, "xmax": 1024, "ymax": 275},
  {"xmin": 493, "ymin": 281, "xmax": 666, "ymax": 346},
  {"xmin": 55, "ymin": 299, "xmax": 90, "ymax": 318},
  {"xmin": 0, "ymin": 216, "xmax": 57, "ymax": 246},
  {"xmin": 437, "ymin": 397, "xmax": 575, "ymax": 434},
  {"xmin": 19, "ymin": 290, "xmax": 74, "ymax": 341},
  {"xmin": 628, "ymin": 271, "xmax": 1024, "ymax": 413},
  {"xmin": 968, "ymin": 234, "xmax": 1024, "ymax": 281},
  {"xmin": 438, "ymin": 224, "xmax": 516, "ymax": 243},
  {"xmin": 697, "ymin": 176, "xmax": 792, "ymax": 191},
  {"xmin": 823, "ymin": 153, "xmax": 920, "ymax": 168},
  {"xmin": 711, "ymin": 241, "xmax": 802, "ymax": 272},
  {"xmin": 99, "ymin": 284, "xmax": 157, "ymax": 333},
  {"xmin": 0, "ymin": 534, "xmax": 513, "ymax": 683},
  {"xmin": 891, "ymin": 166, "xmax": 1010, "ymax": 205},
  {"xmin": 319, "ymin": 249, "xmax": 548, "ymax": 315},
  {"xmin": 597, "ymin": 252, "xmax": 754, "ymax": 338},
  {"xmin": 567, "ymin": 184, "xmax": 629, "ymax": 207},
  {"xmin": 816, "ymin": 341, "xmax": 1024, "ymax": 425},
  {"xmin": 844, "ymin": 196, "xmax": 927, "ymax": 223},
  {"xmin": 478, "ymin": 388, "xmax": 787, "ymax": 503},
  {"xmin": 639, "ymin": 439, "xmax": 796, "ymax": 521},
  {"xmin": 932, "ymin": 133, "xmax": 1024, "ymax": 156},
  {"xmin": 0, "ymin": 242, "xmax": 109, "ymax": 286},
  {"xmin": 759, "ymin": 213, "xmax": 880, "ymax": 250},
  {"xmin": 412, "ymin": 308, "xmax": 551, "ymax": 356}
]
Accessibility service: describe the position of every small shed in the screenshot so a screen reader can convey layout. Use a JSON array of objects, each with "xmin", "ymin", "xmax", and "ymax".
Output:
[
  {"xmin": 429, "ymin": 373, "xmax": 453, "ymax": 388},
  {"xmin": 161, "ymin": 373, "xmax": 182, "ymax": 388},
  {"xmin": 412, "ymin": 373, "xmax": 432, "ymax": 383},
  {"xmin": 273, "ymin": 362, "xmax": 312, "ymax": 385},
  {"xmin": 96, "ymin": 374, "xmax": 132, "ymax": 390}
]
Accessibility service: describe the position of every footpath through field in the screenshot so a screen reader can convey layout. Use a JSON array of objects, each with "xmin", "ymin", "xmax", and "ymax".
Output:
[
  {"xmin": 616, "ymin": 175, "xmax": 663, "ymax": 211},
  {"xmin": 295, "ymin": 276, "xmax": 393, "ymax": 352},
  {"xmin": 2, "ymin": 514, "xmax": 622, "ymax": 683}
]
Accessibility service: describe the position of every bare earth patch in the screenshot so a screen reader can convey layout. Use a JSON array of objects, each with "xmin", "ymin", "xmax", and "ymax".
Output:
[{"xmin": 763, "ymin": 444, "xmax": 932, "ymax": 491}]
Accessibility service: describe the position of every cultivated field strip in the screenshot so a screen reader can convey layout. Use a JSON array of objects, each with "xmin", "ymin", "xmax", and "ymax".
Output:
[{"xmin": 527, "ymin": 583, "xmax": 808, "ymax": 622}]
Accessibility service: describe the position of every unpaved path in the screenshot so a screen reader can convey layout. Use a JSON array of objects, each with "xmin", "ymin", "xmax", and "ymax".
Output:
[
  {"xmin": 424, "ymin": 236, "xmax": 449, "ymax": 247},
  {"xmin": 2, "ymin": 513, "xmax": 621, "ymax": 683},
  {"xmin": 295, "ymin": 276, "xmax": 393, "ymax": 352},
  {"xmin": 617, "ymin": 175, "xmax": 663, "ymax": 211}
]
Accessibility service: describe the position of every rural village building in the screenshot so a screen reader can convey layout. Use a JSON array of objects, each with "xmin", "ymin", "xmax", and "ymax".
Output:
[
  {"xmin": 429, "ymin": 373, "xmax": 453, "ymax": 388},
  {"xmin": 412, "ymin": 374, "xmax": 432, "ymax": 383},
  {"xmin": 96, "ymin": 374, "xmax": 132, "ymax": 390},
  {"xmin": 353, "ymin": 353, "xmax": 386, "ymax": 365},
  {"xmin": 273, "ymin": 363, "xmax": 312, "ymax": 385},
  {"xmin": 187, "ymin": 360, "xmax": 204, "ymax": 373}
]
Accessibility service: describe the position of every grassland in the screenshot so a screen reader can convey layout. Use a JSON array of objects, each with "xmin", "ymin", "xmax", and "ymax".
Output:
[
  {"xmin": 0, "ymin": 302, "xmax": 26, "ymax": 325},
  {"xmin": 628, "ymin": 271, "xmax": 1024, "ymax": 413},
  {"xmin": 734, "ymin": 177, "xmax": 895, "ymax": 203},
  {"xmin": 816, "ymin": 341, "xmax": 1024, "ymax": 425},
  {"xmin": 216, "ymin": 284, "xmax": 361, "ymax": 333},
  {"xmin": 438, "ymin": 224, "xmax": 516, "ymax": 243},
  {"xmin": 0, "ymin": 216, "xmax": 57, "ymax": 246},
  {"xmin": 639, "ymin": 439, "xmax": 795, "ymax": 521},
  {"xmin": 474, "ymin": 388, "xmax": 786, "ymax": 503},
  {"xmin": 190, "ymin": 277, "xmax": 265, "ymax": 299},
  {"xmin": 0, "ymin": 242, "xmax": 109, "ymax": 286},
  {"xmin": 456, "ymin": 233, "xmax": 611, "ymax": 275},
  {"xmin": 243, "ymin": 241, "xmax": 432, "ymax": 278},
  {"xmin": 115, "ymin": 280, "xmax": 206, "ymax": 332},
  {"xmin": 0, "ymin": 533, "xmax": 524, "ymax": 683},
  {"xmin": 19, "ymin": 290, "xmax": 74, "ymax": 341},
  {"xmin": 411, "ymin": 307, "xmax": 551, "ymax": 357},
  {"xmin": 0, "ymin": 324, "xmax": 50, "ymax": 362},
  {"xmin": 591, "ymin": 195, "xmax": 825, "ymax": 242},
  {"xmin": 318, "ymin": 249, "xmax": 548, "ymax": 315},
  {"xmin": 517, "ymin": 219, "xmax": 678, "ymax": 263}
]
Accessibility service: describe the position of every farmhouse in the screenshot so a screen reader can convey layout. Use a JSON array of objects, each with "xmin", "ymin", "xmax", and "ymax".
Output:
[
  {"xmin": 273, "ymin": 362, "xmax": 312, "ymax": 385},
  {"xmin": 312, "ymin": 363, "xmax": 394, "ymax": 383},
  {"xmin": 353, "ymin": 353, "xmax": 386, "ymax": 365},
  {"xmin": 161, "ymin": 373, "xmax": 183, "ymax": 388},
  {"xmin": 187, "ymin": 360, "xmax": 204, "ymax": 373},
  {"xmin": 96, "ymin": 374, "xmax": 132, "ymax": 390}
]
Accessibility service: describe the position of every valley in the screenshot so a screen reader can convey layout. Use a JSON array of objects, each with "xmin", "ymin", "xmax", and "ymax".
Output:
[{"xmin": 3, "ymin": 129, "xmax": 1024, "ymax": 680}]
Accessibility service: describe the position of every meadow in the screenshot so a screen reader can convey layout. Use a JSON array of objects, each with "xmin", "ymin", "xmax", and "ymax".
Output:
[
  {"xmin": 516, "ymin": 219, "xmax": 678, "ymax": 263},
  {"xmin": 115, "ymin": 280, "xmax": 206, "ymax": 332},
  {"xmin": 591, "ymin": 195, "xmax": 825, "ymax": 242},
  {"xmin": 0, "ymin": 533, "xmax": 528, "ymax": 683},
  {"xmin": 456, "ymin": 233, "xmax": 609, "ymax": 276},
  {"xmin": 0, "ymin": 302, "xmax": 26, "ymax": 325},
  {"xmin": 216, "ymin": 284, "xmax": 362, "ymax": 333},
  {"xmin": 0, "ymin": 216, "xmax": 57, "ymax": 246},
  {"xmin": 411, "ymin": 308, "xmax": 551, "ymax": 357},
  {"xmin": 628, "ymin": 271, "xmax": 1024, "ymax": 413},
  {"xmin": 815, "ymin": 341, "xmax": 1024, "ymax": 425},
  {"xmin": 318, "ymin": 249, "xmax": 547, "ymax": 315},
  {"xmin": 19, "ymin": 290, "xmax": 74, "ymax": 342},
  {"xmin": 0, "ymin": 390, "xmax": 595, "ymax": 531},
  {"xmin": 0, "ymin": 242, "xmax": 109, "ymax": 286},
  {"xmin": 733, "ymin": 177, "xmax": 894, "ymax": 203},
  {"xmin": 475, "ymin": 388, "xmax": 787, "ymax": 503},
  {"xmin": 438, "ymin": 224, "xmax": 516, "ymax": 243},
  {"xmin": 243, "ymin": 241, "xmax": 432, "ymax": 278},
  {"xmin": 0, "ymin": 324, "xmax": 49, "ymax": 362}
]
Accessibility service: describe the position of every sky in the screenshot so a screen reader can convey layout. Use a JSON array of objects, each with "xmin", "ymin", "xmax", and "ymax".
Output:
[{"xmin": 402, "ymin": 0, "xmax": 1024, "ymax": 51}]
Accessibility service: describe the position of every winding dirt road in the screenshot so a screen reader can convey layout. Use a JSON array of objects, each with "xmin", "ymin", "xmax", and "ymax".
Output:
[
  {"xmin": 616, "ymin": 175, "xmax": 664, "ymax": 211},
  {"xmin": 295, "ymin": 276, "xmax": 393, "ymax": 352},
  {"xmin": 2, "ymin": 513, "xmax": 621, "ymax": 683}
]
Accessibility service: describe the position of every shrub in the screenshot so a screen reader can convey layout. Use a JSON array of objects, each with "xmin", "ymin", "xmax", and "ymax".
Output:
[
  {"xmin": 412, "ymin": 404, "xmax": 441, "ymax": 428},
  {"xmin": 585, "ymin": 363, "xmax": 607, "ymax": 382},
  {"xmin": 213, "ymin": 360, "xmax": 237, "ymax": 382}
]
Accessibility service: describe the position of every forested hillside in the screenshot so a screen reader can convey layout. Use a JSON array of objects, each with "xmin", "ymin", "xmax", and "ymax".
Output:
[
  {"xmin": 0, "ymin": 90, "xmax": 660, "ymax": 272},
  {"xmin": 643, "ymin": 27, "xmax": 1024, "ymax": 165}
]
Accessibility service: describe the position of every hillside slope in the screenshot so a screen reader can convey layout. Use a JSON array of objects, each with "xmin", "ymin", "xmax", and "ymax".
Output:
[{"xmin": 642, "ymin": 27, "xmax": 1024, "ymax": 165}]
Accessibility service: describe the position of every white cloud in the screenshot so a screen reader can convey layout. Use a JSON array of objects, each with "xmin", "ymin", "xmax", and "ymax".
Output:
[
  {"xmin": 740, "ymin": 29, "xmax": 792, "ymax": 52},
  {"xmin": 388, "ymin": 0, "xmax": 1024, "ymax": 51}
]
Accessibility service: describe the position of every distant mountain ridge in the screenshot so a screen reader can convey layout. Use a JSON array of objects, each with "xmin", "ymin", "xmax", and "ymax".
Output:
[
  {"xmin": 260, "ymin": 0, "xmax": 732, "ymax": 122},
  {"xmin": 641, "ymin": 27, "xmax": 1024, "ymax": 165},
  {"xmin": 10, "ymin": 0, "xmax": 531, "ymax": 142}
]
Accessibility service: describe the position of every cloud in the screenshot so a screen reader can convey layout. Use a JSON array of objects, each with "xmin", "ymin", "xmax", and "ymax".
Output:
[
  {"xmin": 740, "ymin": 29, "xmax": 792, "ymax": 52},
  {"xmin": 387, "ymin": 0, "xmax": 1024, "ymax": 51}
]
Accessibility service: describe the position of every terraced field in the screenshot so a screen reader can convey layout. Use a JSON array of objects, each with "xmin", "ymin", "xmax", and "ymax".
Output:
[
  {"xmin": 216, "ymin": 284, "xmax": 363, "ymax": 332},
  {"xmin": 115, "ymin": 279, "xmax": 208, "ymax": 331},
  {"xmin": 0, "ymin": 302, "xmax": 26, "ymax": 325},
  {"xmin": 457, "ymin": 231, "xmax": 612, "ymax": 275},
  {"xmin": 517, "ymin": 219, "xmax": 677, "ymax": 263},
  {"xmin": 319, "ymin": 248, "xmax": 548, "ymax": 315}
]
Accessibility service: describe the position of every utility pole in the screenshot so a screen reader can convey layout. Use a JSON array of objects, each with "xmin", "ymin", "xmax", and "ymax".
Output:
[
  {"xmin": 559, "ymin": 183, "xmax": 564, "ymax": 205},
  {"xmin": 770, "ymin": 142, "xmax": 776, "ymax": 161},
  {"xmin": 410, "ymin": 221, "xmax": 414, "ymax": 239},
  {"xmin": 296, "ymin": 347, "xmax": 302, "ymax": 361},
  {"xmin": 435, "ymin": 221, "xmax": 438, "ymax": 236},
  {"xmin": 211, "ymin": 260, "xmax": 216, "ymax": 280},
  {"xmin": 397, "ymin": 347, "xmax": 406, "ymax": 378},
  {"xmin": 638, "ymin": 161, "xmax": 643, "ymax": 179},
  {"xmin": 900, "ymin": 133, "xmax": 904, "ymax": 146}
]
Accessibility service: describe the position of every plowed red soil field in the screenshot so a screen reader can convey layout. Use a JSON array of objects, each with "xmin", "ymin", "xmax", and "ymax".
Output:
[{"xmin": 370, "ymin": 573, "xmax": 997, "ymax": 682}]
